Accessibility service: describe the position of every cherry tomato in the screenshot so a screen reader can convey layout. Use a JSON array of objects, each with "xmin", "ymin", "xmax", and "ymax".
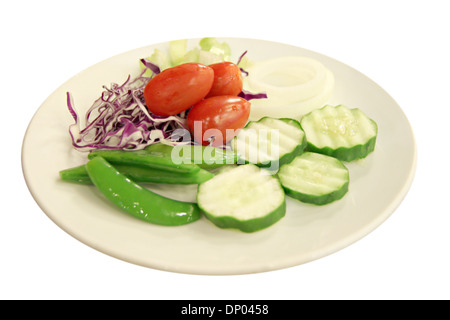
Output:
[
  {"xmin": 186, "ymin": 95, "xmax": 251, "ymax": 146},
  {"xmin": 144, "ymin": 63, "xmax": 214, "ymax": 116},
  {"xmin": 206, "ymin": 62, "xmax": 243, "ymax": 98}
]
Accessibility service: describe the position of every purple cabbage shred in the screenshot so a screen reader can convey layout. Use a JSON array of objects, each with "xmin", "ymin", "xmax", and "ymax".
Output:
[{"xmin": 67, "ymin": 69, "xmax": 191, "ymax": 152}]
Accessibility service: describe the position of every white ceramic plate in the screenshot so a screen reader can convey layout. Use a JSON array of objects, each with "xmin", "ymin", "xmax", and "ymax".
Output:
[{"xmin": 22, "ymin": 38, "xmax": 416, "ymax": 275}]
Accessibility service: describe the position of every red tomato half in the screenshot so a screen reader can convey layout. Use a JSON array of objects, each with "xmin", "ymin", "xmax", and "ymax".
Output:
[
  {"xmin": 144, "ymin": 63, "xmax": 214, "ymax": 116},
  {"xmin": 206, "ymin": 62, "xmax": 243, "ymax": 98},
  {"xmin": 186, "ymin": 95, "xmax": 251, "ymax": 146}
]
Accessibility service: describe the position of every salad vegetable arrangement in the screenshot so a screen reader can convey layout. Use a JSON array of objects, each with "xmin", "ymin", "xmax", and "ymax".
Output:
[{"xmin": 60, "ymin": 37, "xmax": 378, "ymax": 233}]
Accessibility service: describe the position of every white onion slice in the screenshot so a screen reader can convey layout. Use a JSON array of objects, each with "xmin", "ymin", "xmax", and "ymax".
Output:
[{"xmin": 244, "ymin": 56, "xmax": 335, "ymax": 121}]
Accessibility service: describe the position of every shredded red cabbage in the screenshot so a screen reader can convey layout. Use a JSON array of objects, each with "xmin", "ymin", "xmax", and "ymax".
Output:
[
  {"xmin": 67, "ymin": 69, "xmax": 191, "ymax": 152},
  {"xmin": 238, "ymin": 89, "xmax": 268, "ymax": 101},
  {"xmin": 139, "ymin": 58, "xmax": 161, "ymax": 75},
  {"xmin": 236, "ymin": 51, "xmax": 267, "ymax": 100},
  {"xmin": 236, "ymin": 50, "xmax": 249, "ymax": 76}
]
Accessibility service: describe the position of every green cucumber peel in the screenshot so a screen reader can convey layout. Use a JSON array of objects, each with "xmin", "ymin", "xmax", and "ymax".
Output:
[{"xmin": 202, "ymin": 201, "xmax": 286, "ymax": 233}]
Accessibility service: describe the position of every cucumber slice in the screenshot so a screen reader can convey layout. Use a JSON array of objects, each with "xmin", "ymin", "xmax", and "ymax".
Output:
[
  {"xmin": 277, "ymin": 152, "xmax": 349, "ymax": 205},
  {"xmin": 231, "ymin": 117, "xmax": 306, "ymax": 170},
  {"xmin": 300, "ymin": 105, "xmax": 378, "ymax": 161},
  {"xmin": 197, "ymin": 164, "xmax": 286, "ymax": 233}
]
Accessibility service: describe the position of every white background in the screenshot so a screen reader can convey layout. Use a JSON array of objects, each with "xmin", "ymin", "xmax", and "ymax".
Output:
[{"xmin": 2, "ymin": 0, "xmax": 449, "ymax": 300}]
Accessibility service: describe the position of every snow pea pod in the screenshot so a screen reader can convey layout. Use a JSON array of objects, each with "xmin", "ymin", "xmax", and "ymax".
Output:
[
  {"xmin": 172, "ymin": 144, "xmax": 238, "ymax": 170},
  {"xmin": 88, "ymin": 143, "xmax": 238, "ymax": 172},
  {"xmin": 60, "ymin": 163, "xmax": 214, "ymax": 185},
  {"xmin": 59, "ymin": 164, "xmax": 92, "ymax": 185},
  {"xmin": 88, "ymin": 144, "xmax": 200, "ymax": 174},
  {"xmin": 85, "ymin": 156, "xmax": 201, "ymax": 226}
]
